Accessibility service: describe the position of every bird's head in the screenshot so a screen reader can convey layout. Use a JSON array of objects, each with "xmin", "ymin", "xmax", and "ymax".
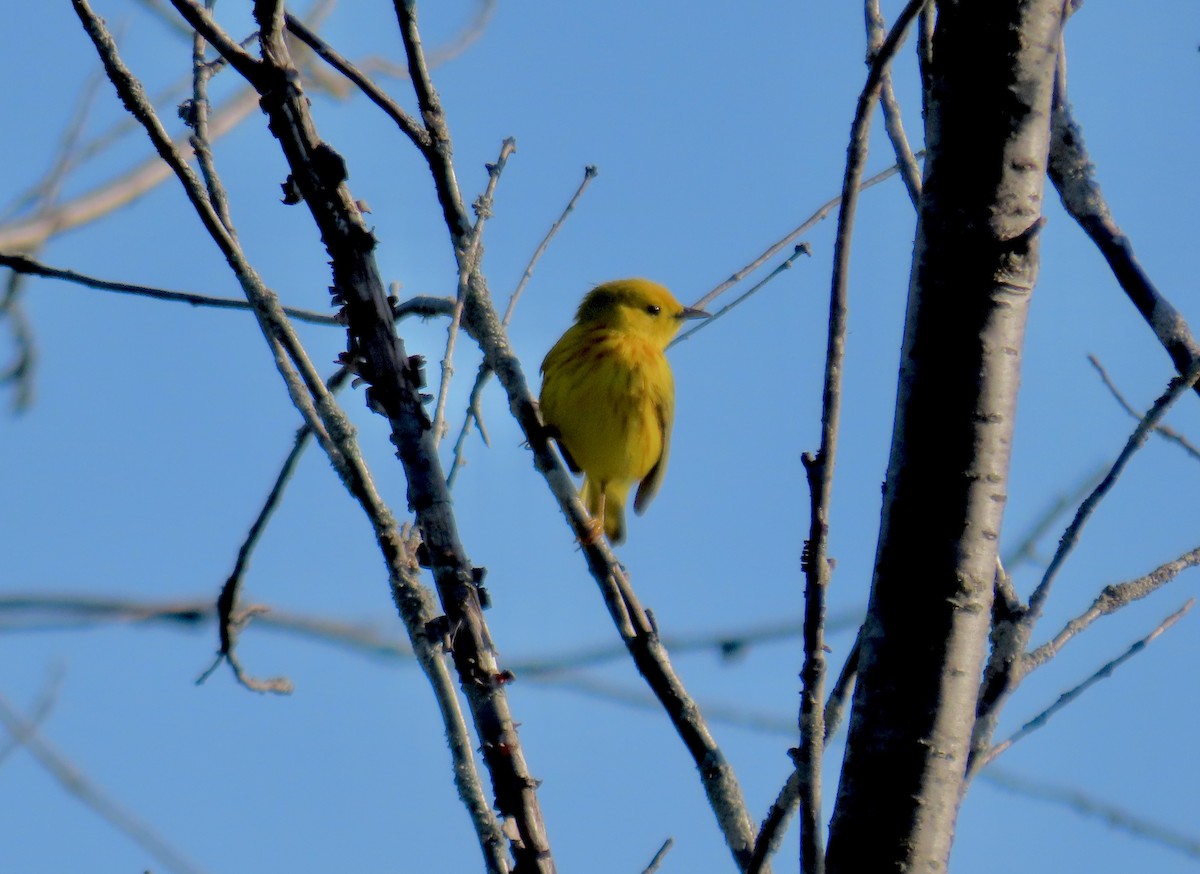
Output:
[{"xmin": 575, "ymin": 278, "xmax": 709, "ymax": 347}]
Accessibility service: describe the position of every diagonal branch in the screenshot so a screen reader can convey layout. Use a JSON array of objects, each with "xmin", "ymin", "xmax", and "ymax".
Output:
[
  {"xmin": 390, "ymin": 1, "xmax": 760, "ymax": 867},
  {"xmin": 692, "ymin": 155, "xmax": 924, "ymax": 312},
  {"xmin": 972, "ymin": 361, "xmax": 1200, "ymax": 768},
  {"xmin": 866, "ymin": 0, "xmax": 924, "ymax": 207},
  {"xmin": 1048, "ymin": 74, "xmax": 1200, "ymax": 404},
  {"xmin": 0, "ymin": 692, "xmax": 209, "ymax": 874},
  {"xmin": 448, "ymin": 164, "xmax": 598, "ymax": 486},
  {"xmin": 974, "ymin": 600, "xmax": 1193, "ymax": 773},
  {"xmin": 72, "ymin": 3, "xmax": 508, "ymax": 869},
  {"xmin": 168, "ymin": 0, "xmax": 541, "ymax": 866},
  {"xmin": 1088, "ymin": 355, "xmax": 1200, "ymax": 463},
  {"xmin": 1023, "ymin": 545, "xmax": 1200, "ymax": 675}
]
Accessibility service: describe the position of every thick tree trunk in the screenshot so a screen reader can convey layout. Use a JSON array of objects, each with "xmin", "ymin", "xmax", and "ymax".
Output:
[{"xmin": 825, "ymin": 2, "xmax": 1066, "ymax": 871}]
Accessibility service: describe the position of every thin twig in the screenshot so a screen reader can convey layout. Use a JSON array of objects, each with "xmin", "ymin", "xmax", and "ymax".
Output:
[
  {"xmin": 1027, "ymin": 365, "xmax": 1200, "ymax": 621},
  {"xmin": 447, "ymin": 164, "xmax": 598, "ymax": 486},
  {"xmin": 973, "ymin": 361, "xmax": 1200, "ymax": 762},
  {"xmin": 0, "ymin": 693, "xmax": 210, "ymax": 874},
  {"xmin": 1000, "ymin": 465, "xmax": 1107, "ymax": 572},
  {"xmin": 0, "ymin": 87, "xmax": 262, "ymax": 252},
  {"xmin": 0, "ymin": 666, "xmax": 64, "ymax": 767},
  {"xmin": 0, "ymin": 593, "xmax": 802, "ymax": 738},
  {"xmin": 202, "ymin": 291, "xmax": 453, "ymax": 681},
  {"xmin": 528, "ymin": 671, "xmax": 794, "ymax": 735},
  {"xmin": 975, "ymin": 600, "xmax": 1193, "ymax": 772},
  {"xmin": 0, "ymin": 269, "xmax": 36, "ymax": 411},
  {"xmin": 0, "ymin": 250, "xmax": 337, "ymax": 326},
  {"xmin": 1089, "ymin": 354, "xmax": 1200, "ymax": 463},
  {"xmin": 188, "ymin": 2, "xmax": 235, "ymax": 234},
  {"xmin": 0, "ymin": 69, "xmax": 106, "ymax": 412},
  {"xmin": 749, "ymin": 767, "xmax": 801, "ymax": 874},
  {"xmin": 640, "ymin": 838, "xmax": 675, "ymax": 874},
  {"xmin": 670, "ymin": 244, "xmax": 810, "ymax": 348},
  {"xmin": 794, "ymin": 6, "xmax": 927, "ymax": 872},
  {"xmin": 502, "ymin": 165, "xmax": 598, "ymax": 325},
  {"xmin": 692, "ymin": 154, "xmax": 924, "ymax": 312},
  {"xmin": 822, "ymin": 627, "xmax": 862, "ymax": 743},
  {"xmin": 284, "ymin": 12, "xmax": 429, "ymax": 149},
  {"xmin": 10, "ymin": 69, "xmax": 105, "ymax": 220},
  {"xmin": 982, "ymin": 767, "xmax": 1200, "ymax": 861},
  {"xmin": 511, "ymin": 612, "xmax": 861, "ymax": 677},
  {"xmin": 433, "ymin": 138, "xmax": 515, "ymax": 446},
  {"xmin": 866, "ymin": 0, "xmax": 924, "ymax": 207},
  {"xmin": 1024, "ymin": 545, "xmax": 1200, "ymax": 674},
  {"xmin": 445, "ymin": 363, "xmax": 491, "ymax": 487}
]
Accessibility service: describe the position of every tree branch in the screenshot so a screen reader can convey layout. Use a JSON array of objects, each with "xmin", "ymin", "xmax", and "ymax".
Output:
[
  {"xmin": 0, "ymin": 252, "xmax": 338, "ymax": 325},
  {"xmin": 0, "ymin": 692, "xmax": 209, "ymax": 874},
  {"xmin": 73, "ymin": 3, "xmax": 508, "ymax": 868},
  {"xmin": 973, "ymin": 361, "xmax": 1200, "ymax": 761},
  {"xmin": 1048, "ymin": 73, "xmax": 1200, "ymax": 404},
  {"xmin": 974, "ymin": 600, "xmax": 1193, "ymax": 772},
  {"xmin": 866, "ymin": 0, "xmax": 924, "ymax": 208},
  {"xmin": 1023, "ymin": 545, "xmax": 1200, "ymax": 675},
  {"xmin": 390, "ymin": 0, "xmax": 760, "ymax": 867}
]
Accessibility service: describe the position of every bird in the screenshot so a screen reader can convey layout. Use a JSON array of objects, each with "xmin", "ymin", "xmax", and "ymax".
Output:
[{"xmin": 539, "ymin": 278, "xmax": 708, "ymax": 544}]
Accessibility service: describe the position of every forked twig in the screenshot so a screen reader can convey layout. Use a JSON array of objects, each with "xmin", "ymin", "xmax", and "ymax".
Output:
[
  {"xmin": 1088, "ymin": 355, "xmax": 1200, "ymax": 462},
  {"xmin": 975, "ymin": 600, "xmax": 1193, "ymax": 773}
]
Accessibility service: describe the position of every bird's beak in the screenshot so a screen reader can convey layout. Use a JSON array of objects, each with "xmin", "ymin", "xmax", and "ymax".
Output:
[{"xmin": 678, "ymin": 307, "xmax": 710, "ymax": 320}]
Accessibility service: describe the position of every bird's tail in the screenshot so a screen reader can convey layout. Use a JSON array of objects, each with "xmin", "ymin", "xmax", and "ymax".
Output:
[{"xmin": 581, "ymin": 476, "xmax": 627, "ymax": 544}]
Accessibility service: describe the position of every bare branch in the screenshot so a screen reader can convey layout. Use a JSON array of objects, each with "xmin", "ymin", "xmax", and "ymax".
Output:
[
  {"xmin": 981, "ymin": 767, "xmax": 1200, "ymax": 862},
  {"xmin": 0, "ymin": 270, "xmax": 36, "ymax": 411},
  {"xmin": 0, "ymin": 667, "xmax": 63, "ymax": 767},
  {"xmin": 822, "ymin": 627, "xmax": 862, "ymax": 743},
  {"xmin": 284, "ymin": 12, "xmax": 429, "ymax": 149},
  {"xmin": 502, "ymin": 165, "xmax": 598, "ymax": 326},
  {"xmin": 1024, "ymin": 545, "xmax": 1200, "ymax": 674},
  {"xmin": 974, "ymin": 600, "xmax": 1193, "ymax": 773},
  {"xmin": 1089, "ymin": 354, "xmax": 1200, "ymax": 463},
  {"xmin": 0, "ymin": 88, "xmax": 261, "ymax": 253},
  {"xmin": 749, "ymin": 767, "xmax": 801, "ymax": 874},
  {"xmin": 797, "ymin": 5, "xmax": 928, "ymax": 870},
  {"xmin": 188, "ymin": 4, "xmax": 235, "ymax": 234},
  {"xmin": 1000, "ymin": 465, "xmax": 1106, "ymax": 572},
  {"xmin": 0, "ymin": 253, "xmax": 338, "ymax": 325},
  {"xmin": 392, "ymin": 0, "xmax": 759, "ymax": 865},
  {"xmin": 640, "ymin": 838, "xmax": 674, "ymax": 874},
  {"xmin": 973, "ymin": 361, "xmax": 1200, "ymax": 764},
  {"xmin": 448, "ymin": 164, "xmax": 598, "ymax": 486},
  {"xmin": 1049, "ymin": 75, "xmax": 1200, "ymax": 405},
  {"xmin": 73, "ymin": 4, "xmax": 507, "ymax": 867},
  {"xmin": 670, "ymin": 244, "xmax": 810, "ymax": 349},
  {"xmin": 432, "ymin": 138, "xmax": 516, "ymax": 446},
  {"xmin": 866, "ymin": 0, "xmax": 924, "ymax": 207},
  {"xmin": 0, "ymin": 693, "xmax": 210, "ymax": 874},
  {"xmin": 692, "ymin": 155, "xmax": 924, "ymax": 312},
  {"xmin": 1027, "ymin": 367, "xmax": 1200, "ymax": 622}
]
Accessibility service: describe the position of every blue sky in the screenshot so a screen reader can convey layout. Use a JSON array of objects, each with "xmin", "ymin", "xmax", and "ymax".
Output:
[{"xmin": 2, "ymin": 2, "xmax": 1198, "ymax": 872}]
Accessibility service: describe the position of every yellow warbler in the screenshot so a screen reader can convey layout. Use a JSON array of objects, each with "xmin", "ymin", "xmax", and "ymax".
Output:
[{"xmin": 539, "ymin": 278, "xmax": 708, "ymax": 543}]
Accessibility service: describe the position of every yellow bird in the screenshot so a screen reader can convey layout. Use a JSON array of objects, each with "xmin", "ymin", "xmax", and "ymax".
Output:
[{"xmin": 539, "ymin": 278, "xmax": 708, "ymax": 544}]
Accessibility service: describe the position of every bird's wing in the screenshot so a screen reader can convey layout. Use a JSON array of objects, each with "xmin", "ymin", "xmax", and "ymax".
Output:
[
  {"xmin": 553, "ymin": 431, "xmax": 583, "ymax": 474},
  {"xmin": 634, "ymin": 391, "xmax": 673, "ymax": 515}
]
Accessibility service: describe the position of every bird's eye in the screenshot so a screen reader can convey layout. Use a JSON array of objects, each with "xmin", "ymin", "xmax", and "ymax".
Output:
[{"xmin": 645, "ymin": 305, "xmax": 661, "ymax": 316}]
